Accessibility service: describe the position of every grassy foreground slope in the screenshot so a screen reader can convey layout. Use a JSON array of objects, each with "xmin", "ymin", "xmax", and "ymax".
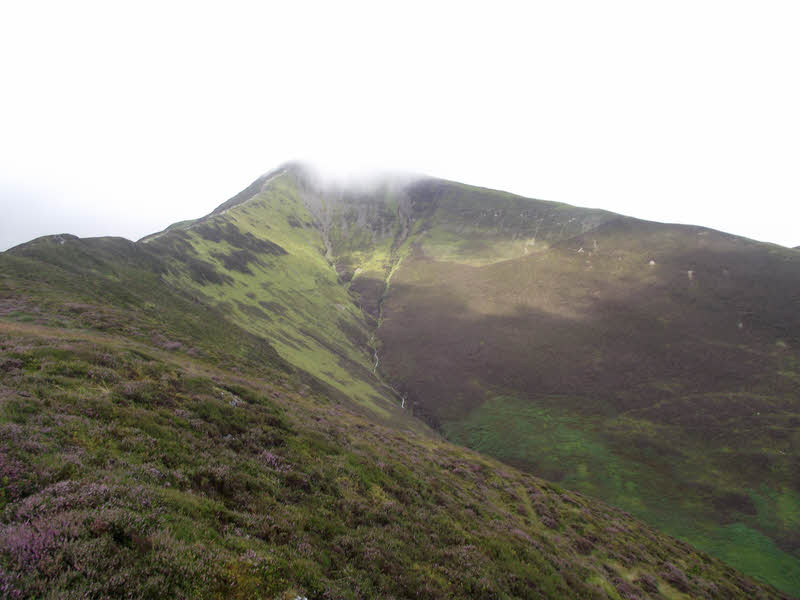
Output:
[
  {"xmin": 1, "ymin": 236, "xmax": 791, "ymax": 598},
  {"xmin": 315, "ymin": 177, "xmax": 800, "ymax": 594}
]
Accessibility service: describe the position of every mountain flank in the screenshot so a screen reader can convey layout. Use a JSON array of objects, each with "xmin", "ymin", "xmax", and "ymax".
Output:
[
  {"xmin": 303, "ymin": 171, "xmax": 800, "ymax": 594},
  {"xmin": 1, "ymin": 163, "xmax": 798, "ymax": 597}
]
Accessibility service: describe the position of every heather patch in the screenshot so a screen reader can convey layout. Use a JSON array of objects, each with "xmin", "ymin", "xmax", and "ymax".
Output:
[{"xmin": 0, "ymin": 327, "xmax": 785, "ymax": 598}]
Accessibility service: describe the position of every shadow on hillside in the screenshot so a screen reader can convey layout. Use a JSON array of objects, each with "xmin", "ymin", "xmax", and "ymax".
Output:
[{"xmin": 378, "ymin": 239, "xmax": 800, "ymax": 425}]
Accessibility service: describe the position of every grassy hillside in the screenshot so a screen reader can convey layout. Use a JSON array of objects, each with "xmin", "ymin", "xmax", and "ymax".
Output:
[
  {"xmin": 2, "ymin": 165, "xmax": 798, "ymax": 596},
  {"xmin": 312, "ymin": 177, "xmax": 800, "ymax": 595},
  {"xmin": 2, "ymin": 237, "xmax": 792, "ymax": 598},
  {"xmin": 140, "ymin": 168, "xmax": 408, "ymax": 426},
  {"xmin": 2, "ymin": 235, "xmax": 285, "ymax": 374}
]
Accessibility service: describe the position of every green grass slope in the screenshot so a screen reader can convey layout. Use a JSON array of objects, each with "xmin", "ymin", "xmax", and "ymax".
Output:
[
  {"xmin": 141, "ymin": 167, "xmax": 408, "ymax": 425},
  {"xmin": 2, "ymin": 234, "xmax": 285, "ymax": 373},
  {"xmin": 0, "ymin": 244, "xmax": 792, "ymax": 599},
  {"xmin": 311, "ymin": 177, "xmax": 800, "ymax": 595}
]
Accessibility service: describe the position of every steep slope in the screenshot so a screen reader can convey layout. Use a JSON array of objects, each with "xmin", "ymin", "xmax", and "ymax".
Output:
[
  {"xmin": 304, "ymin": 176, "xmax": 800, "ymax": 594},
  {"xmin": 140, "ymin": 167, "xmax": 407, "ymax": 425},
  {"xmin": 2, "ymin": 234, "xmax": 792, "ymax": 598},
  {"xmin": 135, "ymin": 166, "xmax": 800, "ymax": 592}
]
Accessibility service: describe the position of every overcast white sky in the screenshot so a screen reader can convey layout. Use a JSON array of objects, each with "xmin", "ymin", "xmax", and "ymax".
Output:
[{"xmin": 1, "ymin": 1, "xmax": 798, "ymax": 251}]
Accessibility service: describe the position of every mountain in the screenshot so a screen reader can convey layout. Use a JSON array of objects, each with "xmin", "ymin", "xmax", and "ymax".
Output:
[
  {"xmin": 339, "ymin": 178, "xmax": 800, "ymax": 591},
  {"xmin": 279, "ymin": 169, "xmax": 800, "ymax": 592},
  {"xmin": 0, "ymin": 163, "xmax": 797, "ymax": 598}
]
